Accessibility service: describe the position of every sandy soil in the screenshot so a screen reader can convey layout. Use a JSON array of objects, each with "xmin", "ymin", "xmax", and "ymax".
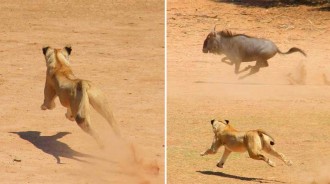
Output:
[
  {"xmin": 0, "ymin": 1, "xmax": 164, "ymax": 183},
  {"xmin": 168, "ymin": 0, "xmax": 330, "ymax": 183}
]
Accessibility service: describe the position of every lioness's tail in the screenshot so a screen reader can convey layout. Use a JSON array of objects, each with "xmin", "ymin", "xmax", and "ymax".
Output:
[
  {"xmin": 278, "ymin": 47, "xmax": 307, "ymax": 57},
  {"xmin": 257, "ymin": 129, "xmax": 275, "ymax": 146},
  {"xmin": 75, "ymin": 81, "xmax": 90, "ymax": 124},
  {"xmin": 87, "ymin": 83, "xmax": 121, "ymax": 137}
]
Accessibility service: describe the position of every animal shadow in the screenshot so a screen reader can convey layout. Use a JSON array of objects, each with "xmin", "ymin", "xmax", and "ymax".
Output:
[
  {"xmin": 10, "ymin": 131, "xmax": 96, "ymax": 164},
  {"xmin": 196, "ymin": 170, "xmax": 285, "ymax": 183}
]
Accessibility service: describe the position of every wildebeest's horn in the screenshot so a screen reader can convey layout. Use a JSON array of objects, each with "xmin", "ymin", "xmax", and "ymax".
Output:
[{"xmin": 214, "ymin": 24, "xmax": 221, "ymax": 32}]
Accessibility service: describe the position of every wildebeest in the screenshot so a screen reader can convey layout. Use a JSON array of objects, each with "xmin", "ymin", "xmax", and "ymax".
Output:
[{"xmin": 202, "ymin": 28, "xmax": 306, "ymax": 79}]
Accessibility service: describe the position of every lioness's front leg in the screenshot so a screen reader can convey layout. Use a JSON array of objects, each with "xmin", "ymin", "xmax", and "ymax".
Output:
[
  {"xmin": 41, "ymin": 80, "xmax": 56, "ymax": 110},
  {"xmin": 216, "ymin": 148, "xmax": 232, "ymax": 168},
  {"xmin": 200, "ymin": 137, "xmax": 221, "ymax": 156}
]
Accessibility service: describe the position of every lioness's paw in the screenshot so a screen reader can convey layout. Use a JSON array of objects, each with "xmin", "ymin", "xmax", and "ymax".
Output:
[
  {"xmin": 200, "ymin": 152, "xmax": 205, "ymax": 156},
  {"xmin": 65, "ymin": 113, "xmax": 75, "ymax": 121},
  {"xmin": 268, "ymin": 160, "xmax": 276, "ymax": 167},
  {"xmin": 216, "ymin": 162, "xmax": 224, "ymax": 168}
]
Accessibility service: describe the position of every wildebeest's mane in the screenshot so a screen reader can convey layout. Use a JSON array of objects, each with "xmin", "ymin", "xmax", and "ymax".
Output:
[{"xmin": 218, "ymin": 29, "xmax": 252, "ymax": 38}]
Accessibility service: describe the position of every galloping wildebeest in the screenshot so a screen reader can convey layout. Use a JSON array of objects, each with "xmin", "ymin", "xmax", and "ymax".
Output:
[{"xmin": 202, "ymin": 27, "xmax": 306, "ymax": 79}]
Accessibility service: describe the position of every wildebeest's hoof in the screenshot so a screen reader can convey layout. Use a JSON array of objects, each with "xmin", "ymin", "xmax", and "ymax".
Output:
[
  {"xmin": 41, "ymin": 104, "xmax": 47, "ymax": 110},
  {"xmin": 238, "ymin": 76, "xmax": 245, "ymax": 80}
]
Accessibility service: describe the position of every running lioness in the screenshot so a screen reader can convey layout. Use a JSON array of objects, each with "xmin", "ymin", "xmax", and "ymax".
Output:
[
  {"xmin": 41, "ymin": 45, "xmax": 120, "ymax": 147},
  {"xmin": 200, "ymin": 119, "xmax": 292, "ymax": 168}
]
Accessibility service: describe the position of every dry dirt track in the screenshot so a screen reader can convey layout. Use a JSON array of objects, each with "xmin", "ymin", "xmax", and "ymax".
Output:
[
  {"xmin": 0, "ymin": 1, "xmax": 164, "ymax": 183},
  {"xmin": 168, "ymin": 0, "xmax": 330, "ymax": 184}
]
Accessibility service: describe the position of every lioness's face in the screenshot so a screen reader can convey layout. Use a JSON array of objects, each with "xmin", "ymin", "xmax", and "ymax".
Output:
[
  {"xmin": 202, "ymin": 32, "xmax": 222, "ymax": 54},
  {"xmin": 42, "ymin": 45, "xmax": 72, "ymax": 68},
  {"xmin": 210, "ymin": 119, "xmax": 228, "ymax": 133}
]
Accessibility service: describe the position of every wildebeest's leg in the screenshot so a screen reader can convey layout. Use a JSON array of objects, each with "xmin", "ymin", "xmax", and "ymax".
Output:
[
  {"xmin": 260, "ymin": 60, "xmax": 269, "ymax": 68},
  {"xmin": 216, "ymin": 148, "xmax": 232, "ymax": 168},
  {"xmin": 221, "ymin": 57, "xmax": 234, "ymax": 65},
  {"xmin": 238, "ymin": 66, "xmax": 260, "ymax": 79},
  {"xmin": 238, "ymin": 60, "xmax": 265, "ymax": 79},
  {"xmin": 234, "ymin": 62, "xmax": 241, "ymax": 74},
  {"xmin": 234, "ymin": 61, "xmax": 253, "ymax": 75}
]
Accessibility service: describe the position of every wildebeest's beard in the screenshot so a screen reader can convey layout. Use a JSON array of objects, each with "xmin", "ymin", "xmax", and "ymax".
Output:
[{"xmin": 203, "ymin": 38, "xmax": 209, "ymax": 53}]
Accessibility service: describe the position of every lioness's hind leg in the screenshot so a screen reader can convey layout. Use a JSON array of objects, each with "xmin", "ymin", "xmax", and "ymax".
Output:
[
  {"xmin": 263, "ymin": 146, "xmax": 292, "ymax": 166},
  {"xmin": 65, "ymin": 108, "xmax": 75, "ymax": 121},
  {"xmin": 87, "ymin": 85, "xmax": 121, "ymax": 137},
  {"xmin": 75, "ymin": 114, "xmax": 103, "ymax": 148},
  {"xmin": 246, "ymin": 134, "xmax": 275, "ymax": 167},
  {"xmin": 248, "ymin": 151, "xmax": 275, "ymax": 167}
]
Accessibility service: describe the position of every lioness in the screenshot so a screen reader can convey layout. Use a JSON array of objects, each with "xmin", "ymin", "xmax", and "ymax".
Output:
[
  {"xmin": 200, "ymin": 119, "xmax": 292, "ymax": 168},
  {"xmin": 41, "ymin": 45, "xmax": 120, "ymax": 147}
]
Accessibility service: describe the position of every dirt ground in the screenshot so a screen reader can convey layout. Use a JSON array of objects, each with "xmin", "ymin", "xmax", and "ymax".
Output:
[
  {"xmin": 0, "ymin": 1, "xmax": 164, "ymax": 183},
  {"xmin": 168, "ymin": 0, "xmax": 330, "ymax": 184}
]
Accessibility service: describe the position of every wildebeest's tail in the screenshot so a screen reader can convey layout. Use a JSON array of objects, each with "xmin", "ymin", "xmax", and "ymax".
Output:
[
  {"xmin": 257, "ymin": 129, "xmax": 275, "ymax": 146},
  {"xmin": 278, "ymin": 47, "xmax": 306, "ymax": 57}
]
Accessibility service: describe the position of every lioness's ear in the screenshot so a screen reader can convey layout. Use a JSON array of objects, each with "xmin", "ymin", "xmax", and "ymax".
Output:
[
  {"xmin": 64, "ymin": 45, "xmax": 72, "ymax": 55},
  {"xmin": 42, "ymin": 46, "xmax": 50, "ymax": 55},
  {"xmin": 211, "ymin": 119, "xmax": 215, "ymax": 125},
  {"xmin": 225, "ymin": 120, "xmax": 229, "ymax": 124}
]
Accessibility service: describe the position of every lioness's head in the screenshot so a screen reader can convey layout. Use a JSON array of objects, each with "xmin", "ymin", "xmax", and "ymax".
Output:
[
  {"xmin": 42, "ymin": 45, "xmax": 72, "ymax": 68},
  {"xmin": 210, "ymin": 119, "xmax": 229, "ymax": 133}
]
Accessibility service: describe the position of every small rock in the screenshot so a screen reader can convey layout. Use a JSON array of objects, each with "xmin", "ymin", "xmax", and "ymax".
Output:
[{"xmin": 13, "ymin": 159, "xmax": 21, "ymax": 162}]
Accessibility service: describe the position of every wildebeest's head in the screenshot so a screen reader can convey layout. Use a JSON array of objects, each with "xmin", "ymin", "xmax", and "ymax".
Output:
[{"xmin": 203, "ymin": 27, "xmax": 222, "ymax": 54}]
